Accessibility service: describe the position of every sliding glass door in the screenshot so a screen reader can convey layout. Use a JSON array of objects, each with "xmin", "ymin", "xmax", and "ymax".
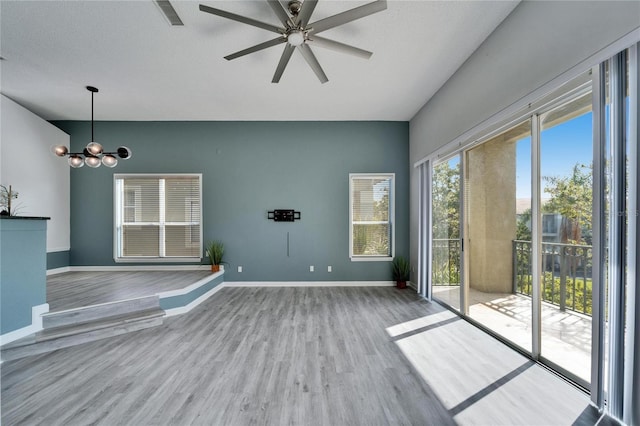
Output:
[
  {"xmin": 463, "ymin": 120, "xmax": 533, "ymax": 352},
  {"xmin": 431, "ymin": 156, "xmax": 461, "ymax": 311},
  {"xmin": 538, "ymin": 91, "xmax": 593, "ymax": 383},
  {"xmin": 430, "ymin": 72, "xmax": 595, "ymax": 385}
]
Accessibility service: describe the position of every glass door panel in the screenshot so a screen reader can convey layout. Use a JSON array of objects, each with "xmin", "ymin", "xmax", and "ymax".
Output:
[
  {"xmin": 431, "ymin": 156, "xmax": 461, "ymax": 310},
  {"xmin": 539, "ymin": 91, "xmax": 593, "ymax": 384},
  {"xmin": 464, "ymin": 120, "xmax": 533, "ymax": 352}
]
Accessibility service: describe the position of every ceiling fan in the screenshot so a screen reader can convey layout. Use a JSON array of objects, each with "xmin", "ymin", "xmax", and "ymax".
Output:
[{"xmin": 199, "ymin": 0, "xmax": 387, "ymax": 83}]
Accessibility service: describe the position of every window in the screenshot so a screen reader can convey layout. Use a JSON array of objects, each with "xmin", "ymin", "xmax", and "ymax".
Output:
[
  {"xmin": 349, "ymin": 173, "xmax": 394, "ymax": 260},
  {"xmin": 114, "ymin": 174, "xmax": 202, "ymax": 262}
]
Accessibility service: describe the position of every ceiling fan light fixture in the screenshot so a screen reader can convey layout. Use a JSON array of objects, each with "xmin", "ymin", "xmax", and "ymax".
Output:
[{"xmin": 287, "ymin": 30, "xmax": 304, "ymax": 46}]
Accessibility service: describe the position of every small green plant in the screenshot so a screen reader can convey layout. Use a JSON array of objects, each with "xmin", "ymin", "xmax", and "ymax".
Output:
[
  {"xmin": 392, "ymin": 256, "xmax": 410, "ymax": 281},
  {"xmin": 205, "ymin": 240, "xmax": 225, "ymax": 265}
]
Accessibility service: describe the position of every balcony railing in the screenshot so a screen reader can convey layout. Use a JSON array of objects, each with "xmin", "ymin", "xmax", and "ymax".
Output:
[
  {"xmin": 431, "ymin": 238, "xmax": 593, "ymax": 316},
  {"xmin": 432, "ymin": 238, "xmax": 461, "ymax": 286},
  {"xmin": 513, "ymin": 240, "xmax": 592, "ymax": 316}
]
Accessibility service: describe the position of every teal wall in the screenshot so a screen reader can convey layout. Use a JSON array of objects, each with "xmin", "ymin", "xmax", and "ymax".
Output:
[
  {"xmin": 52, "ymin": 121, "xmax": 409, "ymax": 282},
  {"xmin": 47, "ymin": 250, "xmax": 70, "ymax": 270},
  {"xmin": 1, "ymin": 218, "xmax": 48, "ymax": 334}
]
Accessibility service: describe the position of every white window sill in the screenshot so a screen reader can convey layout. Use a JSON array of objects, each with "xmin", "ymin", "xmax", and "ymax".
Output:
[
  {"xmin": 350, "ymin": 256, "xmax": 393, "ymax": 262},
  {"xmin": 114, "ymin": 257, "xmax": 202, "ymax": 263}
]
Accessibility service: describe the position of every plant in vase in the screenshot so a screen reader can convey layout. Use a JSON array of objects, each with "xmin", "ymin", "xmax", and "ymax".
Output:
[
  {"xmin": 206, "ymin": 240, "xmax": 225, "ymax": 273},
  {"xmin": 392, "ymin": 256, "xmax": 410, "ymax": 289},
  {"xmin": 0, "ymin": 184, "xmax": 19, "ymax": 216}
]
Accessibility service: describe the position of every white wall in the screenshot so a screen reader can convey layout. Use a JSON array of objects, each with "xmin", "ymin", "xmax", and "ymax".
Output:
[
  {"xmin": 1, "ymin": 95, "xmax": 70, "ymax": 252},
  {"xmin": 408, "ymin": 1, "xmax": 640, "ymax": 283}
]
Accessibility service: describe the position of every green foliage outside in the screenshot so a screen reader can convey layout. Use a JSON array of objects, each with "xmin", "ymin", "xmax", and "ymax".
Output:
[
  {"xmin": 430, "ymin": 157, "xmax": 595, "ymax": 317},
  {"xmin": 431, "ymin": 161, "xmax": 461, "ymax": 285},
  {"xmin": 353, "ymin": 181, "xmax": 390, "ymax": 256},
  {"xmin": 432, "ymin": 161, "xmax": 460, "ymax": 240},
  {"xmin": 432, "ymin": 239, "xmax": 461, "ymax": 285},
  {"xmin": 543, "ymin": 163, "xmax": 593, "ymax": 245},
  {"xmin": 516, "ymin": 272, "xmax": 593, "ymax": 315},
  {"xmin": 516, "ymin": 208, "xmax": 532, "ymax": 241}
]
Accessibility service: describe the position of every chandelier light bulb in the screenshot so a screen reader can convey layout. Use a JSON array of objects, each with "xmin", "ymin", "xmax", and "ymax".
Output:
[
  {"xmin": 85, "ymin": 156, "xmax": 101, "ymax": 168},
  {"xmin": 68, "ymin": 155, "xmax": 85, "ymax": 168},
  {"xmin": 52, "ymin": 145, "xmax": 69, "ymax": 157},
  {"xmin": 102, "ymin": 154, "xmax": 118, "ymax": 168},
  {"xmin": 86, "ymin": 142, "xmax": 103, "ymax": 156}
]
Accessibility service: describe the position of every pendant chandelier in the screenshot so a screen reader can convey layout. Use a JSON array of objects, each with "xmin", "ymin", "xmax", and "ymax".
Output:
[{"xmin": 52, "ymin": 86, "xmax": 131, "ymax": 168}]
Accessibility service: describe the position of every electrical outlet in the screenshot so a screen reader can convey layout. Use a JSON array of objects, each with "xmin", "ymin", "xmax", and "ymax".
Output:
[
  {"xmin": 310, "ymin": 265, "xmax": 314, "ymax": 272},
  {"xmin": 238, "ymin": 266, "xmax": 243, "ymax": 273},
  {"xmin": 328, "ymin": 266, "xmax": 332, "ymax": 272}
]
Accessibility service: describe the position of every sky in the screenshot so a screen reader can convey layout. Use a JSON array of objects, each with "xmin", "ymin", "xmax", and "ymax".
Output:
[
  {"xmin": 441, "ymin": 111, "xmax": 593, "ymax": 200},
  {"xmin": 516, "ymin": 112, "xmax": 593, "ymax": 199}
]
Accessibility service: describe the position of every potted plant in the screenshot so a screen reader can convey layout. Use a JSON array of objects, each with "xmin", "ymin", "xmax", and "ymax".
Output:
[
  {"xmin": 0, "ymin": 184, "xmax": 19, "ymax": 216},
  {"xmin": 392, "ymin": 256, "xmax": 410, "ymax": 289},
  {"xmin": 205, "ymin": 240, "xmax": 225, "ymax": 273}
]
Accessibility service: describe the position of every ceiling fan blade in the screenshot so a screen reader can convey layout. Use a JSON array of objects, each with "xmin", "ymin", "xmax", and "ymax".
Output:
[
  {"xmin": 272, "ymin": 44, "xmax": 295, "ymax": 83},
  {"xmin": 307, "ymin": 36, "xmax": 372, "ymax": 59},
  {"xmin": 308, "ymin": 0, "xmax": 387, "ymax": 34},
  {"xmin": 295, "ymin": 0, "xmax": 318, "ymax": 27},
  {"xmin": 225, "ymin": 37, "xmax": 286, "ymax": 61},
  {"xmin": 298, "ymin": 44, "xmax": 328, "ymax": 84},
  {"xmin": 199, "ymin": 4, "xmax": 283, "ymax": 34},
  {"xmin": 266, "ymin": 0, "xmax": 291, "ymax": 27}
]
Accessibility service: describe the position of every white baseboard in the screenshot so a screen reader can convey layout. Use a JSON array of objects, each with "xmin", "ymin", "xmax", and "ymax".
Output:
[
  {"xmin": 47, "ymin": 266, "xmax": 71, "ymax": 276},
  {"xmin": 225, "ymin": 281, "xmax": 396, "ymax": 287},
  {"xmin": 0, "ymin": 303, "xmax": 49, "ymax": 346},
  {"xmin": 48, "ymin": 265, "xmax": 211, "ymax": 274}
]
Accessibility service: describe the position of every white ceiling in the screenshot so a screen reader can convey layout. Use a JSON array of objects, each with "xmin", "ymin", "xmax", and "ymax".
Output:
[{"xmin": 0, "ymin": 0, "xmax": 519, "ymax": 121}]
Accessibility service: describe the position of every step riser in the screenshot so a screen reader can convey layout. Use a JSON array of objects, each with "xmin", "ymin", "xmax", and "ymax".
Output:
[
  {"xmin": 1, "ymin": 317, "xmax": 162, "ymax": 362},
  {"xmin": 43, "ymin": 296, "xmax": 160, "ymax": 329}
]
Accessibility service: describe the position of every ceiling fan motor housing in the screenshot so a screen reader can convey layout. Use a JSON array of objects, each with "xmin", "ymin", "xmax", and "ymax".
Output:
[{"xmin": 287, "ymin": 1, "xmax": 302, "ymax": 16}]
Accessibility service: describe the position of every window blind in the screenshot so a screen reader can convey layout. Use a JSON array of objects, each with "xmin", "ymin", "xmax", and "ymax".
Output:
[
  {"xmin": 350, "ymin": 175, "xmax": 393, "ymax": 257},
  {"xmin": 115, "ymin": 174, "xmax": 201, "ymax": 261}
]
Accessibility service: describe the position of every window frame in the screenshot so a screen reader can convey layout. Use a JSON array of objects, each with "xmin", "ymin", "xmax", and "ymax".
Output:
[
  {"xmin": 349, "ymin": 173, "xmax": 395, "ymax": 262},
  {"xmin": 113, "ymin": 173, "xmax": 203, "ymax": 263}
]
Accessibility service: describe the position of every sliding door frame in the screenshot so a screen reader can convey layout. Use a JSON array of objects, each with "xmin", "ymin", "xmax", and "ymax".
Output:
[
  {"xmin": 418, "ymin": 161, "xmax": 432, "ymax": 300},
  {"xmin": 623, "ymin": 41, "xmax": 639, "ymax": 426},
  {"xmin": 591, "ymin": 62, "xmax": 607, "ymax": 408}
]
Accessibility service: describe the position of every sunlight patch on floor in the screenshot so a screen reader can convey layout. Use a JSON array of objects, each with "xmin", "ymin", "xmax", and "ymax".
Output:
[
  {"xmin": 391, "ymin": 315, "xmax": 591, "ymax": 425},
  {"xmin": 385, "ymin": 310, "xmax": 457, "ymax": 338}
]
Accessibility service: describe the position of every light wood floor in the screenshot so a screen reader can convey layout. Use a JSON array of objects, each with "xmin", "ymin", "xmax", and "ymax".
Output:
[
  {"xmin": 1, "ymin": 287, "xmax": 596, "ymax": 425},
  {"xmin": 47, "ymin": 271, "xmax": 212, "ymax": 311}
]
